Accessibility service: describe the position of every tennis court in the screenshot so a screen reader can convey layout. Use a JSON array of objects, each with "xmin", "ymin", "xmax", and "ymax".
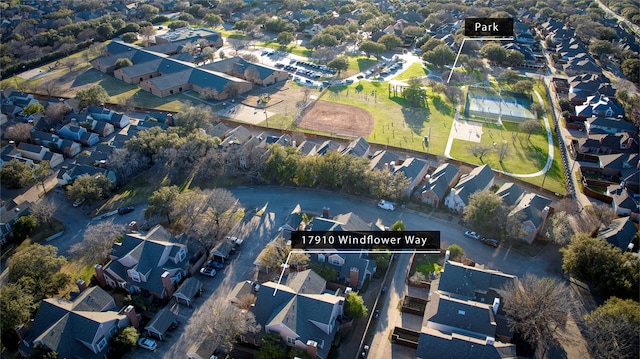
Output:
[{"xmin": 464, "ymin": 86, "xmax": 535, "ymax": 123}]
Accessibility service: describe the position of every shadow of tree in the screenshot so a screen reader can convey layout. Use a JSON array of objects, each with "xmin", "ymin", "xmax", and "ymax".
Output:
[{"xmin": 432, "ymin": 95, "xmax": 452, "ymax": 116}]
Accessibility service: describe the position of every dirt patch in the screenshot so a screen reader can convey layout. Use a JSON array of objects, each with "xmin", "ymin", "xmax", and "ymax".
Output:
[{"xmin": 297, "ymin": 100, "xmax": 374, "ymax": 138}]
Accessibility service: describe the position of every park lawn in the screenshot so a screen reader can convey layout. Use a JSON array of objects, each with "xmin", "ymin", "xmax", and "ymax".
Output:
[
  {"xmin": 345, "ymin": 55, "xmax": 378, "ymax": 77},
  {"xmin": 322, "ymin": 80, "xmax": 455, "ymax": 154},
  {"xmin": 259, "ymin": 113, "xmax": 294, "ymax": 130},
  {"xmin": 393, "ymin": 62, "xmax": 429, "ymax": 81},
  {"xmin": 98, "ymin": 171, "xmax": 171, "ymax": 214},
  {"xmin": 59, "ymin": 262, "xmax": 97, "ymax": 298}
]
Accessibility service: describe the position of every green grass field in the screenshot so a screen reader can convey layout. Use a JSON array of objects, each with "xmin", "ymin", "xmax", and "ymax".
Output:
[
  {"xmin": 393, "ymin": 62, "xmax": 429, "ymax": 81},
  {"xmin": 321, "ymin": 80, "xmax": 455, "ymax": 154},
  {"xmin": 344, "ymin": 55, "xmax": 378, "ymax": 77}
]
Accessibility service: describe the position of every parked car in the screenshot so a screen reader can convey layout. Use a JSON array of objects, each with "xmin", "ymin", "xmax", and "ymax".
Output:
[
  {"xmin": 464, "ymin": 231, "xmax": 481, "ymax": 240},
  {"xmin": 117, "ymin": 206, "xmax": 135, "ymax": 215},
  {"xmin": 205, "ymin": 260, "xmax": 224, "ymax": 271},
  {"xmin": 480, "ymin": 238, "xmax": 500, "ymax": 248},
  {"xmin": 137, "ymin": 338, "xmax": 157, "ymax": 351},
  {"xmin": 72, "ymin": 198, "xmax": 85, "ymax": 207},
  {"xmin": 377, "ymin": 200, "xmax": 395, "ymax": 211},
  {"xmin": 200, "ymin": 267, "xmax": 217, "ymax": 277}
]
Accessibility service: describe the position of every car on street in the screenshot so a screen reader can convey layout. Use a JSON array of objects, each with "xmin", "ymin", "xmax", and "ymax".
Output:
[
  {"xmin": 137, "ymin": 338, "xmax": 157, "ymax": 351},
  {"xmin": 117, "ymin": 206, "xmax": 135, "ymax": 215},
  {"xmin": 200, "ymin": 267, "xmax": 217, "ymax": 277},
  {"xmin": 464, "ymin": 231, "xmax": 481, "ymax": 240},
  {"xmin": 72, "ymin": 198, "xmax": 85, "ymax": 207},
  {"xmin": 480, "ymin": 238, "xmax": 500, "ymax": 248},
  {"xmin": 377, "ymin": 200, "xmax": 395, "ymax": 211}
]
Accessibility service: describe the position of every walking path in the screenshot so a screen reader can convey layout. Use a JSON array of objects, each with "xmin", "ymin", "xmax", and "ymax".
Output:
[{"xmin": 443, "ymin": 88, "xmax": 554, "ymax": 178}]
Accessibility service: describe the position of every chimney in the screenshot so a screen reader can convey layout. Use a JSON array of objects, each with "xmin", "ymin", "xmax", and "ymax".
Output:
[
  {"xmin": 161, "ymin": 271, "xmax": 174, "ymax": 297},
  {"xmin": 94, "ymin": 264, "xmax": 106, "ymax": 287},
  {"xmin": 123, "ymin": 305, "xmax": 141, "ymax": 329},
  {"xmin": 322, "ymin": 207, "xmax": 330, "ymax": 218},
  {"xmin": 444, "ymin": 250, "xmax": 450, "ymax": 263},
  {"xmin": 76, "ymin": 279, "xmax": 87, "ymax": 292},
  {"xmin": 349, "ymin": 267, "xmax": 359, "ymax": 288},
  {"xmin": 167, "ymin": 113, "xmax": 174, "ymax": 126},
  {"xmin": 485, "ymin": 337, "xmax": 495, "ymax": 346},
  {"xmin": 492, "ymin": 298, "xmax": 500, "ymax": 314},
  {"xmin": 306, "ymin": 340, "xmax": 318, "ymax": 359}
]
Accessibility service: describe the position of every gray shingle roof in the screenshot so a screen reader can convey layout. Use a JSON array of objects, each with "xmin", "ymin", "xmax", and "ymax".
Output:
[
  {"xmin": 495, "ymin": 183, "xmax": 525, "ymax": 207},
  {"xmin": 510, "ymin": 193, "xmax": 552, "ymax": 228},
  {"xmin": 145, "ymin": 306, "xmax": 178, "ymax": 337},
  {"xmin": 173, "ymin": 277, "xmax": 203, "ymax": 303},
  {"xmin": 21, "ymin": 287, "xmax": 122, "ymax": 359},
  {"xmin": 438, "ymin": 261, "xmax": 517, "ymax": 300},
  {"xmin": 598, "ymin": 217, "xmax": 637, "ymax": 251},
  {"xmin": 429, "ymin": 296, "xmax": 497, "ymax": 338},
  {"xmin": 423, "ymin": 163, "xmax": 459, "ymax": 200},
  {"xmin": 417, "ymin": 328, "xmax": 517, "ymax": 359},
  {"xmin": 453, "ymin": 165, "xmax": 495, "ymax": 205},
  {"xmin": 285, "ymin": 269, "xmax": 326, "ymax": 294}
]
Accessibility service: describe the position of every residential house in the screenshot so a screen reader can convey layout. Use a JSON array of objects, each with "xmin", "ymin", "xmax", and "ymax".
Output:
[
  {"xmin": 391, "ymin": 157, "xmax": 430, "ymax": 197},
  {"xmin": 209, "ymin": 239, "xmax": 235, "ymax": 263},
  {"xmin": 57, "ymin": 124, "xmax": 99, "ymax": 147},
  {"xmin": 16, "ymin": 142, "xmax": 64, "ymax": 167},
  {"xmin": 495, "ymin": 182, "xmax": 526, "ymax": 208},
  {"xmin": 57, "ymin": 164, "xmax": 117, "ymax": 185},
  {"xmin": 18, "ymin": 286, "xmax": 138, "ymax": 359},
  {"xmin": 249, "ymin": 270, "xmax": 345, "ymax": 359},
  {"xmin": 598, "ymin": 217, "xmax": 638, "ymax": 251},
  {"xmin": 510, "ymin": 193, "xmax": 552, "ymax": 243},
  {"xmin": 30, "ymin": 130, "xmax": 81, "ymax": 158},
  {"xmin": 445, "ymin": 165, "xmax": 495, "ymax": 213},
  {"xmin": 572, "ymin": 133, "xmax": 639, "ymax": 156},
  {"xmin": 369, "ymin": 150, "xmax": 402, "ymax": 171},
  {"xmin": 579, "ymin": 152, "xmax": 639, "ymax": 178},
  {"xmin": 575, "ymin": 95, "xmax": 624, "ymax": 120},
  {"xmin": 340, "ymin": 137, "xmax": 370, "ymax": 158},
  {"xmin": 420, "ymin": 163, "xmax": 460, "ymax": 207},
  {"xmin": 95, "ymin": 225, "xmax": 191, "ymax": 299},
  {"xmin": 0, "ymin": 200, "xmax": 31, "ymax": 245},
  {"xmin": 305, "ymin": 24, "xmax": 324, "ymax": 37},
  {"xmin": 0, "ymin": 145, "xmax": 34, "ymax": 167},
  {"xmin": 417, "ymin": 260, "xmax": 518, "ymax": 359},
  {"xmin": 304, "ymin": 212, "xmax": 377, "ymax": 289},
  {"xmin": 585, "ymin": 117, "xmax": 638, "ymax": 135},
  {"xmin": 607, "ymin": 184, "xmax": 639, "ymax": 216},
  {"xmin": 567, "ymin": 74, "xmax": 615, "ymax": 106},
  {"xmin": 87, "ymin": 106, "xmax": 131, "ymax": 128}
]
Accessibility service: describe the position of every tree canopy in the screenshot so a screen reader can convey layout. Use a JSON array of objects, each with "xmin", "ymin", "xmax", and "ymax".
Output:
[
  {"xmin": 561, "ymin": 234, "xmax": 639, "ymax": 300},
  {"xmin": 344, "ymin": 292, "xmax": 368, "ymax": 319},
  {"xmin": 75, "ymin": 85, "xmax": 109, "ymax": 109},
  {"xmin": 583, "ymin": 297, "xmax": 640, "ymax": 359},
  {"xmin": 7, "ymin": 244, "xmax": 71, "ymax": 302}
]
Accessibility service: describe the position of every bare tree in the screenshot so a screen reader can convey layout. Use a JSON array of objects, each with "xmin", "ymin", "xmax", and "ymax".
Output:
[
  {"xmin": 4, "ymin": 123, "xmax": 33, "ymax": 143},
  {"xmin": 41, "ymin": 80, "xmax": 59, "ymax": 98},
  {"xmin": 30, "ymin": 199, "xmax": 56, "ymax": 228},
  {"xmin": 139, "ymin": 26, "xmax": 157, "ymax": 47},
  {"xmin": 498, "ymin": 141, "xmax": 510, "ymax": 162},
  {"xmin": 189, "ymin": 298, "xmax": 260, "ymax": 352},
  {"xmin": 500, "ymin": 274, "xmax": 578, "ymax": 356},
  {"xmin": 107, "ymin": 148, "xmax": 150, "ymax": 185},
  {"xmin": 518, "ymin": 119, "xmax": 542, "ymax": 141},
  {"xmin": 241, "ymin": 53, "xmax": 259, "ymax": 63},
  {"xmin": 63, "ymin": 57, "xmax": 81, "ymax": 72},
  {"xmin": 69, "ymin": 222, "xmax": 125, "ymax": 264},
  {"xmin": 45, "ymin": 102, "xmax": 71, "ymax": 125},
  {"xmin": 226, "ymin": 38, "xmax": 246, "ymax": 55},
  {"xmin": 255, "ymin": 237, "xmax": 288, "ymax": 272},
  {"xmin": 469, "ymin": 143, "xmax": 493, "ymax": 163},
  {"xmin": 588, "ymin": 203, "xmax": 615, "ymax": 228},
  {"xmin": 544, "ymin": 212, "xmax": 575, "ymax": 245}
]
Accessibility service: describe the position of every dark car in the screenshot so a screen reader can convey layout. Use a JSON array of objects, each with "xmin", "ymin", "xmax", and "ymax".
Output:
[
  {"xmin": 117, "ymin": 206, "xmax": 135, "ymax": 215},
  {"xmin": 205, "ymin": 260, "xmax": 224, "ymax": 270},
  {"xmin": 480, "ymin": 238, "xmax": 500, "ymax": 248}
]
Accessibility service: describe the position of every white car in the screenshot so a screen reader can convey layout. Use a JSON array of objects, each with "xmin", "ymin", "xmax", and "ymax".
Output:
[
  {"xmin": 137, "ymin": 338, "xmax": 157, "ymax": 351},
  {"xmin": 464, "ymin": 231, "xmax": 481, "ymax": 240},
  {"xmin": 72, "ymin": 198, "xmax": 85, "ymax": 207},
  {"xmin": 200, "ymin": 267, "xmax": 217, "ymax": 277},
  {"xmin": 377, "ymin": 200, "xmax": 395, "ymax": 211}
]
